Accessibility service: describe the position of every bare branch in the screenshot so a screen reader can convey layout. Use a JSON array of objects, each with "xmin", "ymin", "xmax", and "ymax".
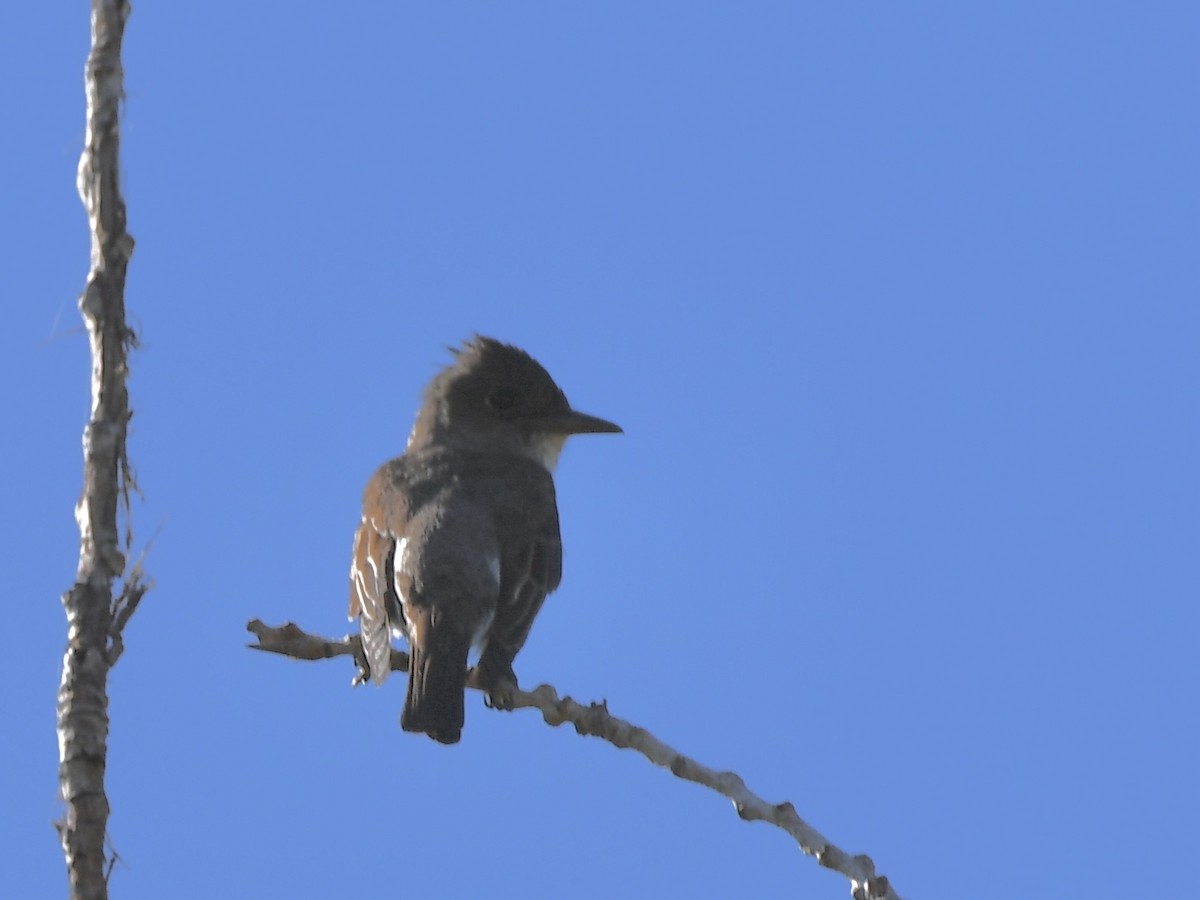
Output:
[
  {"xmin": 246, "ymin": 620, "xmax": 902, "ymax": 900},
  {"xmin": 58, "ymin": 2, "xmax": 138, "ymax": 898}
]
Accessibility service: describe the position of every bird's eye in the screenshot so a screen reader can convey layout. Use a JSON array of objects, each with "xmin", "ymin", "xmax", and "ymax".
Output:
[{"xmin": 486, "ymin": 386, "xmax": 521, "ymax": 413}]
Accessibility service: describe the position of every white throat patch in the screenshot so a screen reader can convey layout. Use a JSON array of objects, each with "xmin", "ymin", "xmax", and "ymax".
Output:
[{"xmin": 529, "ymin": 434, "xmax": 567, "ymax": 472}]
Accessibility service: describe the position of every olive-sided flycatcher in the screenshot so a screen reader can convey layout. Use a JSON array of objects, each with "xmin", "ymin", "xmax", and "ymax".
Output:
[{"xmin": 348, "ymin": 336, "xmax": 621, "ymax": 744}]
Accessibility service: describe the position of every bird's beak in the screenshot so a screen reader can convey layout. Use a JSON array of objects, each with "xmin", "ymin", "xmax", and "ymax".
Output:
[{"xmin": 546, "ymin": 409, "xmax": 623, "ymax": 435}]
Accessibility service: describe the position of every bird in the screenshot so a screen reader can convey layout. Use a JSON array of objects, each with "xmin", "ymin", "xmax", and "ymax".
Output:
[{"xmin": 347, "ymin": 336, "xmax": 621, "ymax": 743}]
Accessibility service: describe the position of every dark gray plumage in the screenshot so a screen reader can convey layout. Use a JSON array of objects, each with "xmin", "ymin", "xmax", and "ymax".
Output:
[{"xmin": 348, "ymin": 337, "xmax": 620, "ymax": 743}]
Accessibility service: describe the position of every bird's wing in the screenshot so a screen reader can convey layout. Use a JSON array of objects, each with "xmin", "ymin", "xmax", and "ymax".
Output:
[
  {"xmin": 348, "ymin": 460, "xmax": 412, "ymax": 685},
  {"xmin": 495, "ymin": 528, "xmax": 563, "ymax": 656},
  {"xmin": 477, "ymin": 469, "xmax": 563, "ymax": 691},
  {"xmin": 348, "ymin": 520, "xmax": 397, "ymax": 685}
]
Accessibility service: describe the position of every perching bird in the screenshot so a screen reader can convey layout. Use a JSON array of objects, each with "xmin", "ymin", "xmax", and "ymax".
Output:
[{"xmin": 348, "ymin": 336, "xmax": 621, "ymax": 743}]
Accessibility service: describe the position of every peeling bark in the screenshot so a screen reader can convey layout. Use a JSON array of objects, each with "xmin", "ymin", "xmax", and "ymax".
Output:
[{"xmin": 57, "ymin": 2, "xmax": 139, "ymax": 898}]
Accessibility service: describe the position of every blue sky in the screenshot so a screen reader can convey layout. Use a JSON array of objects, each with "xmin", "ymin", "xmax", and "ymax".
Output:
[{"xmin": 5, "ymin": 4, "xmax": 1197, "ymax": 898}]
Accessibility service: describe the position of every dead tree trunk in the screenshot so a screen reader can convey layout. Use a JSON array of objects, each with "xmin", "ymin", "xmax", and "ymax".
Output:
[{"xmin": 56, "ymin": 3, "xmax": 144, "ymax": 898}]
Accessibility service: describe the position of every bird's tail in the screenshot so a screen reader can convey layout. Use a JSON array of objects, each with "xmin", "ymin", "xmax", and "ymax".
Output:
[{"xmin": 402, "ymin": 627, "xmax": 471, "ymax": 745}]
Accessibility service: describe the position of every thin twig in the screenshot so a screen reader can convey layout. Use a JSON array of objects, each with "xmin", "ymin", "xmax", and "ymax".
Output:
[{"xmin": 247, "ymin": 619, "xmax": 901, "ymax": 900}]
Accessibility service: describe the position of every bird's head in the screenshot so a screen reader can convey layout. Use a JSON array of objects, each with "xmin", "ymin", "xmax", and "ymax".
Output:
[{"xmin": 409, "ymin": 336, "xmax": 622, "ymax": 469}]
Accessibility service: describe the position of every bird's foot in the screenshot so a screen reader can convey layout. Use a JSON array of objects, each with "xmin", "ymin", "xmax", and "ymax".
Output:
[
  {"xmin": 350, "ymin": 636, "xmax": 372, "ymax": 686},
  {"xmin": 468, "ymin": 661, "xmax": 519, "ymax": 711}
]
